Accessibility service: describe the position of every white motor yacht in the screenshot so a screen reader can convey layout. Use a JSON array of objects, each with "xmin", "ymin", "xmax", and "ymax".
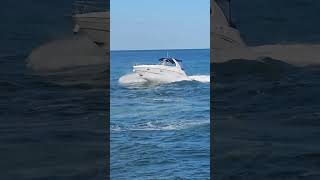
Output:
[{"xmin": 132, "ymin": 57, "xmax": 189, "ymax": 83}]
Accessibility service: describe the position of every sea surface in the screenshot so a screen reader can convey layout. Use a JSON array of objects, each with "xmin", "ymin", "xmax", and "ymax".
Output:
[
  {"xmin": 214, "ymin": 0, "xmax": 320, "ymax": 179},
  {"xmin": 110, "ymin": 49, "xmax": 210, "ymax": 179}
]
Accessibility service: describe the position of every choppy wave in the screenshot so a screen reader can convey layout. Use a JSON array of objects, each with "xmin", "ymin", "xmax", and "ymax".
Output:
[{"xmin": 111, "ymin": 120, "xmax": 209, "ymax": 132}]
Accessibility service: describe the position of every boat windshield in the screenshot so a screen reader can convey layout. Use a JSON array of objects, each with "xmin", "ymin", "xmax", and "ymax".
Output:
[
  {"xmin": 160, "ymin": 61, "xmax": 175, "ymax": 66},
  {"xmin": 159, "ymin": 58, "xmax": 183, "ymax": 68}
]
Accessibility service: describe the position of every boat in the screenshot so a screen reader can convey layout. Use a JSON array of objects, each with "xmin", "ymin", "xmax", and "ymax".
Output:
[
  {"xmin": 72, "ymin": 0, "xmax": 109, "ymax": 46},
  {"xmin": 211, "ymin": 0, "xmax": 245, "ymax": 49},
  {"xmin": 132, "ymin": 57, "xmax": 189, "ymax": 83}
]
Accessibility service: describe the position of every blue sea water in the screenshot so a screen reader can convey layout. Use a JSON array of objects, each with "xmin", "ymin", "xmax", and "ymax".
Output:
[{"xmin": 110, "ymin": 49, "xmax": 210, "ymax": 179}]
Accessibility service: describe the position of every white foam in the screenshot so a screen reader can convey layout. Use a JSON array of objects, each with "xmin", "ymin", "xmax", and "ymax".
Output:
[
  {"xmin": 111, "ymin": 120, "xmax": 209, "ymax": 132},
  {"xmin": 188, "ymin": 75, "xmax": 210, "ymax": 83},
  {"xmin": 130, "ymin": 120, "xmax": 209, "ymax": 131},
  {"xmin": 110, "ymin": 125, "xmax": 123, "ymax": 132}
]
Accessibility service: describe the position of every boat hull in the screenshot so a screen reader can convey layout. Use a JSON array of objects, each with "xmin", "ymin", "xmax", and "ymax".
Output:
[{"xmin": 133, "ymin": 65, "xmax": 189, "ymax": 83}]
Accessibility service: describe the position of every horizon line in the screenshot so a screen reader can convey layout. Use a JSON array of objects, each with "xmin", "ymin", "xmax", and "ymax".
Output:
[{"xmin": 110, "ymin": 47, "xmax": 210, "ymax": 52}]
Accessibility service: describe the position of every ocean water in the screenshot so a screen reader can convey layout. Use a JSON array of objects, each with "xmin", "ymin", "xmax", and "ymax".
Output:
[
  {"xmin": 110, "ymin": 49, "xmax": 210, "ymax": 179},
  {"xmin": 214, "ymin": 0, "xmax": 320, "ymax": 179}
]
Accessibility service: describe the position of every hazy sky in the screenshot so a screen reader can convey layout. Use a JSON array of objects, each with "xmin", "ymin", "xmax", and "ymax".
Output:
[{"xmin": 111, "ymin": 0, "xmax": 210, "ymax": 50}]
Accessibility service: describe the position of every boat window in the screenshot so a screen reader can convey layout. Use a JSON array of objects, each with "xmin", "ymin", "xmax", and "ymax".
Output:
[{"xmin": 160, "ymin": 60, "xmax": 176, "ymax": 66}]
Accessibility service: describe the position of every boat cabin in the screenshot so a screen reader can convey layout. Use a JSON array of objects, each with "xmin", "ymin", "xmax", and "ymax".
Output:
[{"xmin": 158, "ymin": 58, "xmax": 184, "ymax": 69}]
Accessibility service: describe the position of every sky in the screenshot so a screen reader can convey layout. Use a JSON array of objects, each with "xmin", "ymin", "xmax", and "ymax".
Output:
[{"xmin": 111, "ymin": 0, "xmax": 210, "ymax": 50}]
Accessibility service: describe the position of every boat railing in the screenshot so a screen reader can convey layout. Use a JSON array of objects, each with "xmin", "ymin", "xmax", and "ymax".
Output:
[
  {"xmin": 72, "ymin": 0, "xmax": 108, "ymax": 14},
  {"xmin": 133, "ymin": 63, "xmax": 158, "ymax": 66}
]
